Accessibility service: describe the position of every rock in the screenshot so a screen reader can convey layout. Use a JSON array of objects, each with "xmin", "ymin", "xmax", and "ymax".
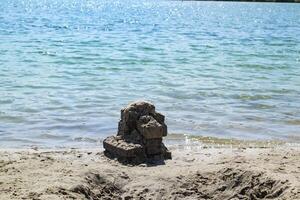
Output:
[
  {"xmin": 103, "ymin": 101, "xmax": 171, "ymax": 165},
  {"xmin": 137, "ymin": 115, "xmax": 163, "ymax": 139},
  {"xmin": 162, "ymin": 143, "xmax": 172, "ymax": 160},
  {"xmin": 145, "ymin": 138, "xmax": 163, "ymax": 155},
  {"xmin": 152, "ymin": 112, "xmax": 165, "ymax": 124},
  {"xmin": 103, "ymin": 136, "xmax": 146, "ymax": 164}
]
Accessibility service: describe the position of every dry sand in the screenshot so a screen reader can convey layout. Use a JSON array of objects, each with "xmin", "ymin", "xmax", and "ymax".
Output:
[{"xmin": 0, "ymin": 145, "xmax": 299, "ymax": 200}]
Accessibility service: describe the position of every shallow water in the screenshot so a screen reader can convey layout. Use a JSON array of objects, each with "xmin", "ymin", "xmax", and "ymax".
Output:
[{"xmin": 0, "ymin": 0, "xmax": 300, "ymax": 148}]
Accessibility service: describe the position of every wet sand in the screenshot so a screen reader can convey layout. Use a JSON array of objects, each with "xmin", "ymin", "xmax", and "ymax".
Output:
[{"xmin": 0, "ymin": 145, "xmax": 299, "ymax": 200}]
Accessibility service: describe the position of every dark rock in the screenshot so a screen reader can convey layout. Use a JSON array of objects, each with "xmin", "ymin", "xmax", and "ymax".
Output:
[
  {"xmin": 145, "ymin": 139, "xmax": 163, "ymax": 155},
  {"xmin": 103, "ymin": 136, "xmax": 144, "ymax": 158},
  {"xmin": 103, "ymin": 136, "xmax": 146, "ymax": 164},
  {"xmin": 162, "ymin": 143, "xmax": 172, "ymax": 160},
  {"xmin": 137, "ymin": 115, "xmax": 163, "ymax": 139},
  {"xmin": 103, "ymin": 101, "xmax": 171, "ymax": 165},
  {"xmin": 152, "ymin": 112, "xmax": 165, "ymax": 124}
]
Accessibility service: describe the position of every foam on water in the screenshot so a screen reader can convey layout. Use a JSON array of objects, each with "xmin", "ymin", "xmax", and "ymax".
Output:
[{"xmin": 0, "ymin": 0, "xmax": 300, "ymax": 148}]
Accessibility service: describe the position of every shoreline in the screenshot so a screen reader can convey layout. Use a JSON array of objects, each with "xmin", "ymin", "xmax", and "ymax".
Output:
[
  {"xmin": 1, "ymin": 133, "xmax": 299, "ymax": 151},
  {"xmin": 0, "ymin": 145, "xmax": 299, "ymax": 199}
]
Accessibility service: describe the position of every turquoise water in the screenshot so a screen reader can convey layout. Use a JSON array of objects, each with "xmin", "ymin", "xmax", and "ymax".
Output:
[{"xmin": 1, "ymin": 0, "xmax": 300, "ymax": 148}]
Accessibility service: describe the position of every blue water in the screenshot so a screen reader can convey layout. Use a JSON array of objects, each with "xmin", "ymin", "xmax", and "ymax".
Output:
[{"xmin": 1, "ymin": 0, "xmax": 300, "ymax": 148}]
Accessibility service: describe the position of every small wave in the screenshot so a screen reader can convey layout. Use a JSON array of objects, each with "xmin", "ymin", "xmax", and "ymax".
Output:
[
  {"xmin": 235, "ymin": 94, "xmax": 273, "ymax": 101},
  {"xmin": 285, "ymin": 119, "xmax": 300, "ymax": 126},
  {"xmin": 37, "ymin": 133, "xmax": 70, "ymax": 140},
  {"xmin": 0, "ymin": 99, "xmax": 14, "ymax": 104},
  {"xmin": 164, "ymin": 133, "xmax": 295, "ymax": 149},
  {"xmin": 0, "ymin": 115, "xmax": 26, "ymax": 123},
  {"xmin": 73, "ymin": 137, "xmax": 99, "ymax": 143},
  {"xmin": 0, "ymin": 137, "xmax": 41, "ymax": 144}
]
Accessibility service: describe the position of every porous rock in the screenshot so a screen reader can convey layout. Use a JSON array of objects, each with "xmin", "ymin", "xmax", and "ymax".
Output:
[{"xmin": 103, "ymin": 101, "xmax": 171, "ymax": 165}]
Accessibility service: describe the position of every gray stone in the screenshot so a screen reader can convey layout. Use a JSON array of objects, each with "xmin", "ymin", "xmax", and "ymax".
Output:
[
  {"xmin": 145, "ymin": 139, "xmax": 163, "ymax": 155},
  {"xmin": 162, "ymin": 123, "xmax": 167, "ymax": 137},
  {"xmin": 152, "ymin": 112, "xmax": 165, "ymax": 124},
  {"xmin": 103, "ymin": 136, "xmax": 146, "ymax": 164},
  {"xmin": 162, "ymin": 143, "xmax": 172, "ymax": 160},
  {"xmin": 137, "ymin": 115, "xmax": 163, "ymax": 139},
  {"xmin": 103, "ymin": 101, "xmax": 171, "ymax": 165}
]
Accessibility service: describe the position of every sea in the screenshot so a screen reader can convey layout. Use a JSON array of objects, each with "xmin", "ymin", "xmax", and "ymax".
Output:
[{"xmin": 0, "ymin": 0, "xmax": 300, "ymax": 148}]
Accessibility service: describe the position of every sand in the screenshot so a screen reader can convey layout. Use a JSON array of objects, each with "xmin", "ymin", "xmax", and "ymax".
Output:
[{"xmin": 0, "ymin": 145, "xmax": 299, "ymax": 200}]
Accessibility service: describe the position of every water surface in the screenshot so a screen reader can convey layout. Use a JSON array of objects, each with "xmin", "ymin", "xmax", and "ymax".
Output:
[{"xmin": 1, "ymin": 0, "xmax": 300, "ymax": 148}]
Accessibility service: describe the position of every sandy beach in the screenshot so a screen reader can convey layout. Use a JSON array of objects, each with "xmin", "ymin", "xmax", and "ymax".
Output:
[
  {"xmin": 1, "ymin": 0, "xmax": 300, "ymax": 199},
  {"xmin": 0, "ymin": 145, "xmax": 299, "ymax": 200}
]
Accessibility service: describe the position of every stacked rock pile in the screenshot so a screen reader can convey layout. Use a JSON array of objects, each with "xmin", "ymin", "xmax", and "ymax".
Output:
[{"xmin": 103, "ymin": 101, "xmax": 171, "ymax": 164}]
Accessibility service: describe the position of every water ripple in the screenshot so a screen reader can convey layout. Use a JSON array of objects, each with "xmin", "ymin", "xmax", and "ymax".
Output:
[{"xmin": 0, "ymin": 0, "xmax": 300, "ymax": 148}]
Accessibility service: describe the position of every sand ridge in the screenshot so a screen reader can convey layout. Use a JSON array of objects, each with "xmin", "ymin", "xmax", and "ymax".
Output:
[{"xmin": 0, "ymin": 146, "xmax": 299, "ymax": 200}]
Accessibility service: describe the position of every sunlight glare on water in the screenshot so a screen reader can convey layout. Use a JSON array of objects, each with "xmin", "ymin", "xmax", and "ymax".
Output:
[{"xmin": 0, "ymin": 0, "xmax": 300, "ymax": 148}]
